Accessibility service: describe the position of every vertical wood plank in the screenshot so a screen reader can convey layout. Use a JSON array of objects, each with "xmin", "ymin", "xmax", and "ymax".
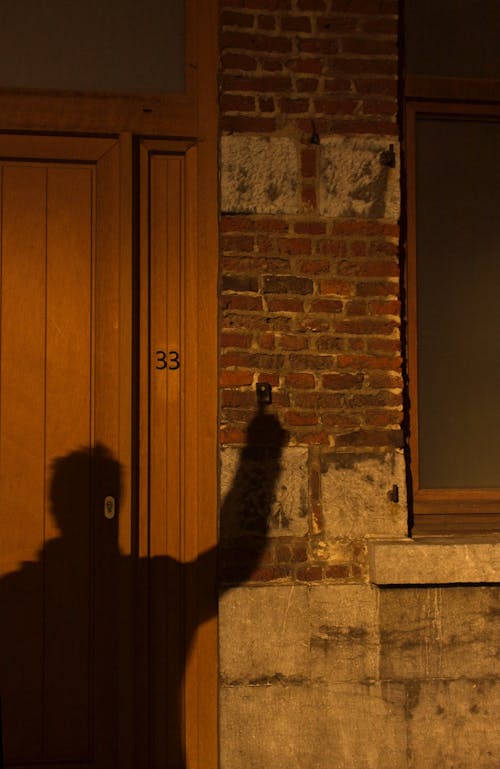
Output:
[
  {"xmin": 0, "ymin": 164, "xmax": 47, "ymax": 762},
  {"xmin": 43, "ymin": 164, "xmax": 93, "ymax": 761}
]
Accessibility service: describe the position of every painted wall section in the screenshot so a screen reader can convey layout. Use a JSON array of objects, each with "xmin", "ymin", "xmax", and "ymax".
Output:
[{"xmin": 218, "ymin": 2, "xmax": 500, "ymax": 768}]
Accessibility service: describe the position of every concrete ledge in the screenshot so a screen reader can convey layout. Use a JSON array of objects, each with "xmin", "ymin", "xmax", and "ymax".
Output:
[{"xmin": 369, "ymin": 536, "xmax": 500, "ymax": 585}]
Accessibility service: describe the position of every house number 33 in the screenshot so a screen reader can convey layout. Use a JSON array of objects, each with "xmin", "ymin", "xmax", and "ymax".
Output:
[{"xmin": 155, "ymin": 350, "xmax": 180, "ymax": 370}]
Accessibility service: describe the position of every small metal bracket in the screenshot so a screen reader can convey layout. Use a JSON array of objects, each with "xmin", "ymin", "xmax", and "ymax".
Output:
[{"xmin": 256, "ymin": 382, "xmax": 272, "ymax": 405}]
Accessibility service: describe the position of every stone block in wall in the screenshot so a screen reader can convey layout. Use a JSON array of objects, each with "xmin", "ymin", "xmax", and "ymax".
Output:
[
  {"xmin": 321, "ymin": 450, "xmax": 407, "ymax": 540},
  {"xmin": 220, "ymin": 446, "xmax": 309, "ymax": 540},
  {"xmin": 309, "ymin": 584, "xmax": 379, "ymax": 683},
  {"xmin": 379, "ymin": 586, "xmax": 500, "ymax": 680},
  {"xmin": 219, "ymin": 584, "xmax": 380, "ymax": 685},
  {"xmin": 219, "ymin": 681, "xmax": 407, "ymax": 769},
  {"xmin": 220, "ymin": 135, "xmax": 299, "ymax": 214},
  {"xmin": 219, "ymin": 586, "xmax": 310, "ymax": 681},
  {"xmin": 319, "ymin": 136, "xmax": 400, "ymax": 220},
  {"xmin": 407, "ymin": 679, "xmax": 499, "ymax": 769}
]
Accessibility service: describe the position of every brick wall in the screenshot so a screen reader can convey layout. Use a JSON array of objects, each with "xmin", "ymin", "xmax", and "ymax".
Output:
[
  {"xmin": 217, "ymin": 4, "xmax": 500, "ymax": 768},
  {"xmin": 219, "ymin": 0, "xmax": 405, "ymax": 585}
]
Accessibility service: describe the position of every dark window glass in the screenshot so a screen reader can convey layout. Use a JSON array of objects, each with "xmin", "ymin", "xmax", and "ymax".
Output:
[
  {"xmin": 405, "ymin": 0, "xmax": 500, "ymax": 79},
  {"xmin": 416, "ymin": 117, "xmax": 500, "ymax": 487},
  {"xmin": 0, "ymin": 0, "xmax": 185, "ymax": 94}
]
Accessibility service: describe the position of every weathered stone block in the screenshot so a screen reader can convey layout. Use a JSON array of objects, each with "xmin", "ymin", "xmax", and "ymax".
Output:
[
  {"xmin": 309, "ymin": 584, "xmax": 379, "ymax": 682},
  {"xmin": 321, "ymin": 450, "xmax": 407, "ymax": 540},
  {"xmin": 220, "ymin": 681, "xmax": 407, "ymax": 769},
  {"xmin": 379, "ymin": 586, "xmax": 500, "ymax": 680},
  {"xmin": 319, "ymin": 135, "xmax": 400, "ymax": 220},
  {"xmin": 220, "ymin": 446, "xmax": 309, "ymax": 539},
  {"xmin": 220, "ymin": 135, "xmax": 299, "ymax": 214},
  {"xmin": 407, "ymin": 679, "xmax": 499, "ymax": 769},
  {"xmin": 370, "ymin": 537, "xmax": 500, "ymax": 585},
  {"xmin": 219, "ymin": 586, "xmax": 310, "ymax": 680}
]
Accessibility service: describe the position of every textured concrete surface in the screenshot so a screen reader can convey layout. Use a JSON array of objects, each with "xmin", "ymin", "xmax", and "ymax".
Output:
[
  {"xmin": 321, "ymin": 450, "xmax": 408, "ymax": 539},
  {"xmin": 319, "ymin": 135, "xmax": 400, "ymax": 220},
  {"xmin": 220, "ymin": 681, "xmax": 407, "ymax": 769},
  {"xmin": 220, "ymin": 135, "xmax": 299, "ymax": 214},
  {"xmin": 379, "ymin": 586, "xmax": 500, "ymax": 680},
  {"xmin": 220, "ymin": 446, "xmax": 309, "ymax": 539},
  {"xmin": 407, "ymin": 679, "xmax": 499, "ymax": 769},
  {"xmin": 219, "ymin": 582, "xmax": 500, "ymax": 768}
]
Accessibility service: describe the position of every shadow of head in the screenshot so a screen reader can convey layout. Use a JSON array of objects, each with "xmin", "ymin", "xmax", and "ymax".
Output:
[{"xmin": 49, "ymin": 444, "xmax": 121, "ymax": 538}]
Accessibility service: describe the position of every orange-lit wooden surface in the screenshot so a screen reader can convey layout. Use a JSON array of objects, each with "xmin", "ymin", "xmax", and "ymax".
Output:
[{"xmin": 0, "ymin": 137, "xmax": 130, "ymax": 767}]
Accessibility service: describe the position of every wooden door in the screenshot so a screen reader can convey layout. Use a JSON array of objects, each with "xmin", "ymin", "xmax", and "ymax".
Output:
[
  {"xmin": 0, "ymin": 135, "xmax": 133, "ymax": 768},
  {"xmin": 0, "ymin": 134, "xmax": 218, "ymax": 768}
]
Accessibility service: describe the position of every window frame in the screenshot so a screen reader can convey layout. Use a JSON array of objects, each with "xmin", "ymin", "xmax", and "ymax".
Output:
[{"xmin": 405, "ymin": 94, "xmax": 500, "ymax": 535}]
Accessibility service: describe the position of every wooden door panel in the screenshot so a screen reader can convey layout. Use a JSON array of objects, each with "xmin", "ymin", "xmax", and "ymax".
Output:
[{"xmin": 0, "ymin": 139, "xmax": 124, "ymax": 768}]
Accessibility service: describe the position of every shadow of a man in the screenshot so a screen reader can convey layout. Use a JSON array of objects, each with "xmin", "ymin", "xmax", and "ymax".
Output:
[{"xmin": 0, "ymin": 408, "xmax": 287, "ymax": 768}]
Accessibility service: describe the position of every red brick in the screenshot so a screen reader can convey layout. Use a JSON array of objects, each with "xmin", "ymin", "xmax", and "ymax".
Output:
[
  {"xmin": 337, "ymin": 354, "xmax": 402, "ymax": 370},
  {"xmin": 221, "ymin": 295, "xmax": 263, "ymax": 311},
  {"xmin": 289, "ymin": 353, "xmax": 334, "ymax": 370},
  {"xmin": 277, "ymin": 237, "xmax": 313, "ymax": 256},
  {"xmin": 221, "ymin": 331, "xmax": 252, "ymax": 348},
  {"xmin": 341, "ymin": 37, "xmax": 397, "ymax": 56},
  {"xmin": 222, "ymin": 234, "xmax": 254, "ymax": 252},
  {"xmin": 259, "ymin": 96, "xmax": 275, "ymax": 112},
  {"xmin": 221, "ymin": 10, "xmax": 254, "ymax": 27},
  {"xmin": 222, "ymin": 30, "xmax": 293, "ymax": 53},
  {"xmin": 334, "ymin": 318, "xmax": 397, "ymax": 335},
  {"xmin": 316, "ymin": 16, "xmax": 359, "ymax": 34},
  {"xmin": 296, "ymin": 77, "xmax": 320, "ymax": 92},
  {"xmin": 221, "ymin": 52, "xmax": 258, "ymax": 71},
  {"xmin": 311, "ymin": 299, "xmax": 343, "ymax": 313},
  {"xmin": 362, "ymin": 99, "xmax": 397, "ymax": 116},
  {"xmin": 353, "ymin": 77, "xmax": 398, "ymax": 97},
  {"xmin": 301, "ymin": 431, "xmax": 330, "ymax": 445},
  {"xmin": 298, "ymin": 38, "xmax": 339, "ymax": 55},
  {"xmin": 297, "ymin": 0, "xmax": 326, "ymax": 9},
  {"xmin": 286, "ymin": 411, "xmax": 319, "ymax": 426},
  {"xmin": 299, "ymin": 259, "xmax": 330, "ymax": 274},
  {"xmin": 336, "ymin": 428, "xmax": 403, "ymax": 448},
  {"xmin": 296, "ymin": 565, "xmax": 323, "ymax": 581},
  {"xmin": 281, "ymin": 97, "xmax": 310, "ymax": 113},
  {"xmin": 365, "ymin": 409, "xmax": 402, "ymax": 427},
  {"xmin": 368, "ymin": 300, "xmax": 401, "ymax": 315},
  {"xmin": 356, "ymin": 280, "xmax": 399, "ymax": 297},
  {"xmin": 219, "ymin": 370, "xmax": 254, "ymax": 387},
  {"xmin": 320, "ymin": 279, "xmax": 355, "ymax": 296},
  {"xmin": 337, "ymin": 260, "xmax": 399, "ymax": 277},
  {"xmin": 223, "ymin": 73, "xmax": 294, "ymax": 92},
  {"xmin": 259, "ymin": 331, "xmax": 276, "ymax": 349},
  {"xmin": 221, "ymin": 94, "xmax": 256, "ymax": 112},
  {"xmin": 325, "ymin": 564, "xmax": 350, "ymax": 579},
  {"xmin": 267, "ymin": 297, "xmax": 304, "ymax": 312},
  {"xmin": 286, "ymin": 372, "xmax": 316, "ymax": 388},
  {"xmin": 219, "ymin": 426, "xmax": 247, "ymax": 445},
  {"xmin": 258, "ymin": 13, "xmax": 276, "ymax": 30},
  {"xmin": 280, "ymin": 334, "xmax": 309, "ymax": 350},
  {"xmin": 302, "ymin": 185, "xmax": 317, "ymax": 210},
  {"xmin": 322, "ymin": 373, "xmax": 364, "ymax": 389},
  {"xmin": 222, "ymin": 115, "xmax": 277, "ymax": 132},
  {"xmin": 287, "ymin": 57, "xmax": 324, "ymax": 74},
  {"xmin": 221, "ymin": 389, "xmax": 256, "ymax": 407},
  {"xmin": 282, "ymin": 15, "xmax": 312, "ymax": 33},
  {"xmin": 295, "ymin": 220, "xmax": 325, "ymax": 235},
  {"xmin": 314, "ymin": 98, "xmax": 359, "ymax": 115}
]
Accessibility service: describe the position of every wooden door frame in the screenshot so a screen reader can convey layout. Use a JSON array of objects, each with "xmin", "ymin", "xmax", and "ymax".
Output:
[{"xmin": 0, "ymin": 1, "xmax": 219, "ymax": 766}]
